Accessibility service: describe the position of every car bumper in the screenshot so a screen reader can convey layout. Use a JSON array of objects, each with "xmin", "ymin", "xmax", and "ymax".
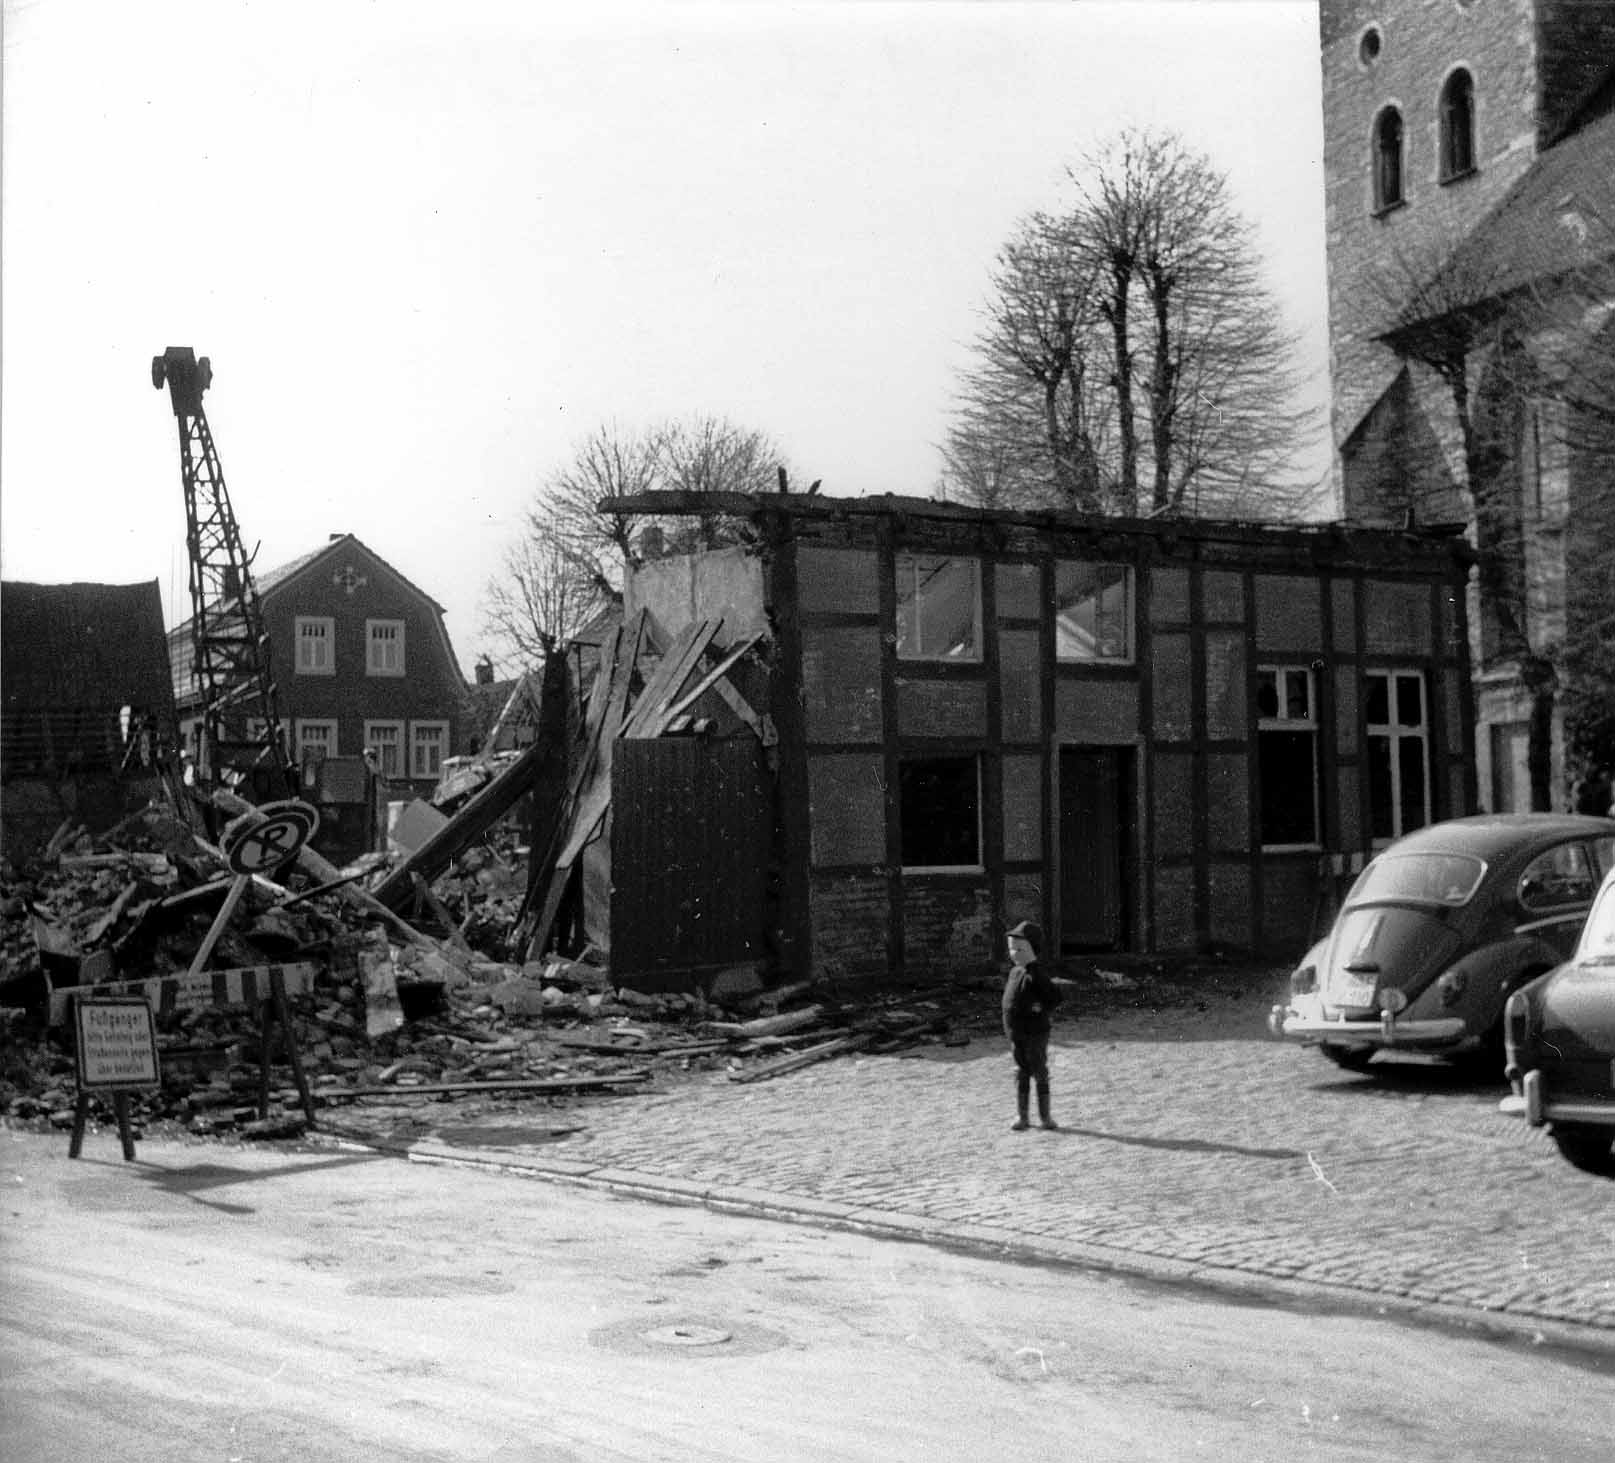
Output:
[
  {"xmin": 1268, "ymin": 1002, "xmax": 1466, "ymax": 1047},
  {"xmin": 1499, "ymin": 1069, "xmax": 1615, "ymax": 1129}
]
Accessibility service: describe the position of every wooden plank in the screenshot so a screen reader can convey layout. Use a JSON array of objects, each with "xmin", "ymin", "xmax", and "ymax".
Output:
[
  {"xmin": 644, "ymin": 634, "xmax": 761, "ymax": 735},
  {"xmin": 516, "ymin": 613, "xmax": 646, "ymax": 960},
  {"xmin": 704, "ymin": 1005, "xmax": 824, "ymax": 1039},
  {"xmin": 619, "ymin": 618, "xmax": 721, "ymax": 739},
  {"xmin": 726, "ymin": 1033, "xmax": 873, "ymax": 1084},
  {"xmin": 369, "ymin": 733, "xmax": 548, "ymax": 909},
  {"xmin": 322, "ymin": 1073, "xmax": 650, "ymax": 1099}
]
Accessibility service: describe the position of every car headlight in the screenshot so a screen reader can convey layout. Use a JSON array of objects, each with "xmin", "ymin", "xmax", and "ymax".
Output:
[
  {"xmin": 1436, "ymin": 968, "xmax": 1468, "ymax": 1007},
  {"xmin": 1290, "ymin": 964, "xmax": 1318, "ymax": 996},
  {"xmin": 1378, "ymin": 987, "xmax": 1408, "ymax": 1014}
]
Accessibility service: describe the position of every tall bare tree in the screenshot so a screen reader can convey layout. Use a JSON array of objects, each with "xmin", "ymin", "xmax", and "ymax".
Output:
[{"xmin": 946, "ymin": 128, "xmax": 1323, "ymax": 519}]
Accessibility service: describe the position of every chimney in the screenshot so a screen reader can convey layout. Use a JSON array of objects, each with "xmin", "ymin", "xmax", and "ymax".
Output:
[{"xmin": 474, "ymin": 656, "xmax": 495, "ymax": 686}]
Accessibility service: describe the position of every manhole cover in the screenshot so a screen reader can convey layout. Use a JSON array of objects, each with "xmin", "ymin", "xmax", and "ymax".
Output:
[
  {"xmin": 642, "ymin": 1324, "xmax": 732, "ymax": 1348},
  {"xmin": 589, "ymin": 1316, "xmax": 786, "ymax": 1357}
]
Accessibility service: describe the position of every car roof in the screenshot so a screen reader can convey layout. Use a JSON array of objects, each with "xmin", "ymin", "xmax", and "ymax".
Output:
[{"xmin": 1379, "ymin": 813, "xmax": 1615, "ymax": 861}]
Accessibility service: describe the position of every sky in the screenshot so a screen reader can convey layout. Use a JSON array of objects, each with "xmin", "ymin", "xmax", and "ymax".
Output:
[{"xmin": 1, "ymin": 0, "xmax": 1330, "ymax": 677}]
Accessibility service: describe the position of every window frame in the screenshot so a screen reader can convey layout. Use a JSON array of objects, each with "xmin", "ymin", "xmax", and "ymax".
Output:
[
  {"xmin": 364, "ymin": 719, "xmax": 406, "ymax": 778},
  {"xmin": 409, "ymin": 720, "xmax": 449, "ymax": 780},
  {"xmin": 366, "ymin": 618, "xmax": 406, "ymax": 678},
  {"xmin": 294, "ymin": 718, "xmax": 338, "ymax": 759},
  {"xmin": 1256, "ymin": 664, "xmax": 1321, "ymax": 850},
  {"xmin": 897, "ymin": 753, "xmax": 984, "ymax": 874},
  {"xmin": 1055, "ymin": 560, "xmax": 1135, "ymax": 664},
  {"xmin": 1365, "ymin": 669, "xmax": 1430, "ymax": 845},
  {"xmin": 1373, "ymin": 105, "xmax": 1405, "ymax": 213},
  {"xmin": 295, "ymin": 616, "xmax": 335, "ymax": 676},
  {"xmin": 894, "ymin": 553, "xmax": 982, "ymax": 663}
]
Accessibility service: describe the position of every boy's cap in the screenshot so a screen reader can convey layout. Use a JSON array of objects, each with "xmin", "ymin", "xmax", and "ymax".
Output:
[{"xmin": 1006, "ymin": 919, "xmax": 1042, "ymax": 950}]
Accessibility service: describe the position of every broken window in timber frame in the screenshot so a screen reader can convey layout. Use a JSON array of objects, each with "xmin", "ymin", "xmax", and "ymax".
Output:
[
  {"xmin": 895, "ymin": 554, "xmax": 981, "ymax": 661},
  {"xmin": 899, "ymin": 754, "xmax": 982, "ymax": 871},
  {"xmin": 1256, "ymin": 665, "xmax": 1320, "ymax": 848},
  {"xmin": 1055, "ymin": 561, "xmax": 1134, "ymax": 663}
]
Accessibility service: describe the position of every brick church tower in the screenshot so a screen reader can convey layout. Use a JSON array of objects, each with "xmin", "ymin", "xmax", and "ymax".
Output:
[{"xmin": 1319, "ymin": 0, "xmax": 1615, "ymax": 521}]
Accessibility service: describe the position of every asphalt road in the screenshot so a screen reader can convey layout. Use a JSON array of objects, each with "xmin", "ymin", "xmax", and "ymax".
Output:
[{"xmin": 3, "ymin": 1126, "xmax": 1612, "ymax": 1463}]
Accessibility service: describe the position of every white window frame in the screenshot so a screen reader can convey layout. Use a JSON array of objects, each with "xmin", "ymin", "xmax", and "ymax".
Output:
[
  {"xmin": 1257, "ymin": 664, "xmax": 1320, "ymax": 850},
  {"xmin": 410, "ymin": 720, "xmax": 448, "ymax": 780},
  {"xmin": 364, "ymin": 719, "xmax": 405, "ymax": 778},
  {"xmin": 1055, "ymin": 560, "xmax": 1135, "ymax": 664},
  {"xmin": 366, "ymin": 618, "xmax": 406, "ymax": 677},
  {"xmin": 295, "ymin": 616, "xmax": 335, "ymax": 676},
  {"xmin": 1366, "ymin": 669, "xmax": 1430, "ymax": 845},
  {"xmin": 295, "ymin": 718, "xmax": 338, "ymax": 759},
  {"xmin": 898, "ymin": 753, "xmax": 984, "ymax": 873},
  {"xmin": 894, "ymin": 554, "xmax": 982, "ymax": 662}
]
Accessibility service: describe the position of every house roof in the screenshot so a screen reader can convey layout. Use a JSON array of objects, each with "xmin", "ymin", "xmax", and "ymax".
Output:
[
  {"xmin": 1, "ymin": 580, "xmax": 174, "ymax": 715},
  {"xmin": 172, "ymin": 533, "xmax": 447, "ymax": 637},
  {"xmin": 1394, "ymin": 99, "xmax": 1615, "ymax": 331}
]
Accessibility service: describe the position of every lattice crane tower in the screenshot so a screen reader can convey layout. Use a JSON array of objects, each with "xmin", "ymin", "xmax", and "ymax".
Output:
[{"xmin": 153, "ymin": 346, "xmax": 293, "ymax": 795}]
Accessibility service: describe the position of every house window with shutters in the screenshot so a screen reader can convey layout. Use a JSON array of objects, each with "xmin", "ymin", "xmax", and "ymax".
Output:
[
  {"xmin": 364, "ymin": 720, "xmax": 405, "ymax": 778},
  {"xmin": 367, "ymin": 619, "xmax": 405, "ymax": 677},
  {"xmin": 410, "ymin": 720, "xmax": 448, "ymax": 780},
  {"xmin": 295, "ymin": 617, "xmax": 335, "ymax": 675},
  {"xmin": 295, "ymin": 719, "xmax": 338, "ymax": 759}
]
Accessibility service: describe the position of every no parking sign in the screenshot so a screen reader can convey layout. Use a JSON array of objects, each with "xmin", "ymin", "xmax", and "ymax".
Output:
[{"xmin": 222, "ymin": 799, "xmax": 319, "ymax": 874}]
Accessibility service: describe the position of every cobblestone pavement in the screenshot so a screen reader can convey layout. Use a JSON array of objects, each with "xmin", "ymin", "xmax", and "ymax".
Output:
[{"xmin": 320, "ymin": 978, "xmax": 1615, "ymax": 1350}]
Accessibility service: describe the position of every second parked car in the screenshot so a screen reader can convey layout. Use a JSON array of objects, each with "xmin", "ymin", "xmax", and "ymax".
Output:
[
  {"xmin": 1500, "ymin": 865, "xmax": 1615, "ymax": 1174},
  {"xmin": 1269, "ymin": 814, "xmax": 1615, "ymax": 1076}
]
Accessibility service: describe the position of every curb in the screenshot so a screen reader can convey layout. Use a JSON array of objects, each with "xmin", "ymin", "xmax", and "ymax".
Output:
[{"xmin": 307, "ymin": 1126, "xmax": 1615, "ymax": 1366}]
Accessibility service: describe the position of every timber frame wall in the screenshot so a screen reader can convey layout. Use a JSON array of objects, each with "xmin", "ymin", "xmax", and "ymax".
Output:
[{"xmin": 622, "ymin": 492, "xmax": 1477, "ymax": 985}]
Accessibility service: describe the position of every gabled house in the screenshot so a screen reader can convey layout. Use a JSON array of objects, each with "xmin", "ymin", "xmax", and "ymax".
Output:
[
  {"xmin": 565, "ymin": 491, "xmax": 1474, "ymax": 989},
  {"xmin": 1, "ymin": 579, "xmax": 177, "ymax": 856},
  {"xmin": 1318, "ymin": 0, "xmax": 1615, "ymax": 811},
  {"xmin": 168, "ymin": 534, "xmax": 468, "ymax": 795}
]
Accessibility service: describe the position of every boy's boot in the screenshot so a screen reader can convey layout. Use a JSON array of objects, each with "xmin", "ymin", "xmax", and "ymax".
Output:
[
  {"xmin": 1012, "ymin": 1072, "xmax": 1031, "ymax": 1131},
  {"xmin": 1036, "ymin": 1079, "xmax": 1057, "ymax": 1130}
]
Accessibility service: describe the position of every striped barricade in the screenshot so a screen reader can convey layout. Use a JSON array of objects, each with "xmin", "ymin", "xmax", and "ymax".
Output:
[{"xmin": 49, "ymin": 961, "xmax": 320, "ymax": 1026}]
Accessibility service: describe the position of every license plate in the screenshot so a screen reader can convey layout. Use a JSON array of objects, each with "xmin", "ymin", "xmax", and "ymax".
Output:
[{"xmin": 1329, "ymin": 974, "xmax": 1377, "ymax": 1011}]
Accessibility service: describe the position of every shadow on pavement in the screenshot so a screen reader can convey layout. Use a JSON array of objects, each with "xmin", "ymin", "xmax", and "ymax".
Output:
[
  {"xmin": 126, "ymin": 1151, "xmax": 389, "ymax": 1215},
  {"xmin": 1046, "ymin": 1125, "xmax": 1303, "ymax": 1160}
]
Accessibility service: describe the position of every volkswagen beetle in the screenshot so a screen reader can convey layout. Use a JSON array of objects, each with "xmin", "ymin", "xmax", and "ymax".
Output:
[
  {"xmin": 1269, "ymin": 814, "xmax": 1615, "ymax": 1076},
  {"xmin": 1500, "ymin": 864, "xmax": 1615, "ymax": 1174}
]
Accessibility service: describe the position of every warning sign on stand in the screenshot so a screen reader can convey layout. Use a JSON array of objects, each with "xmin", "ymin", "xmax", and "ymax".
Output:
[
  {"xmin": 69, "ymin": 996, "xmax": 160, "ymax": 1162},
  {"xmin": 74, "ymin": 997, "xmax": 160, "ymax": 1091}
]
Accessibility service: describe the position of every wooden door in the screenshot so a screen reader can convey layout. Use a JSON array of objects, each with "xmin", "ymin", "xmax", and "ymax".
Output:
[{"xmin": 1059, "ymin": 747, "xmax": 1134, "ymax": 952}]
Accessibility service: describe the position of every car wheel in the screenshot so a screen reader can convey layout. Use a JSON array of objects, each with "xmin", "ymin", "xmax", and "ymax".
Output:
[
  {"xmin": 1319, "ymin": 1042, "xmax": 1376, "ymax": 1073},
  {"xmin": 1550, "ymin": 1125, "xmax": 1615, "ymax": 1176}
]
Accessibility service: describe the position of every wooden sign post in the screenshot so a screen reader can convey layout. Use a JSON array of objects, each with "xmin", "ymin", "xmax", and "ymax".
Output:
[{"xmin": 70, "ymin": 996, "xmax": 161, "ymax": 1160}]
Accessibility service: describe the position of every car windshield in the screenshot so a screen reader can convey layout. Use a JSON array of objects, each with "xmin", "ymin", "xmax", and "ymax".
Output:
[
  {"xmin": 1347, "ymin": 852, "xmax": 1485, "ymax": 908},
  {"xmin": 1576, "ymin": 881, "xmax": 1615, "ymax": 964}
]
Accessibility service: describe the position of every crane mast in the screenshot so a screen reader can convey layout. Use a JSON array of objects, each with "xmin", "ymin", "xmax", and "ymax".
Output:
[{"xmin": 153, "ymin": 346, "xmax": 294, "ymax": 797}]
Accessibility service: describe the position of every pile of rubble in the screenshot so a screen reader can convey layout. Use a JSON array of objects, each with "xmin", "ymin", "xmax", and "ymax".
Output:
[{"xmin": 0, "ymin": 803, "xmax": 976, "ymax": 1144}]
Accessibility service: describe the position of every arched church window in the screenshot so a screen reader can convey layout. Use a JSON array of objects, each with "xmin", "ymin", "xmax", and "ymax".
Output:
[
  {"xmin": 1374, "ymin": 106, "xmax": 1404, "ymax": 211},
  {"xmin": 1440, "ymin": 69, "xmax": 1475, "ymax": 180}
]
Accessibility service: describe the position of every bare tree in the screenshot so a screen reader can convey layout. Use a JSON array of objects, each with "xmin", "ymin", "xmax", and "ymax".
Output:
[
  {"xmin": 946, "ymin": 128, "xmax": 1322, "ymax": 519},
  {"xmin": 479, "ymin": 530, "xmax": 606, "ymax": 674},
  {"xmin": 482, "ymin": 415, "xmax": 795, "ymax": 666}
]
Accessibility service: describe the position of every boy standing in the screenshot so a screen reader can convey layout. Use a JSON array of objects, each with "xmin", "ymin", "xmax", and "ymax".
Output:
[{"xmin": 1001, "ymin": 918, "xmax": 1061, "ymax": 1131}]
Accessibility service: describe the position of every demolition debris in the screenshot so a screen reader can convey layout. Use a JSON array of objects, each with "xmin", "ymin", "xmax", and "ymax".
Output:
[{"xmin": 0, "ymin": 804, "xmax": 976, "ymax": 1145}]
